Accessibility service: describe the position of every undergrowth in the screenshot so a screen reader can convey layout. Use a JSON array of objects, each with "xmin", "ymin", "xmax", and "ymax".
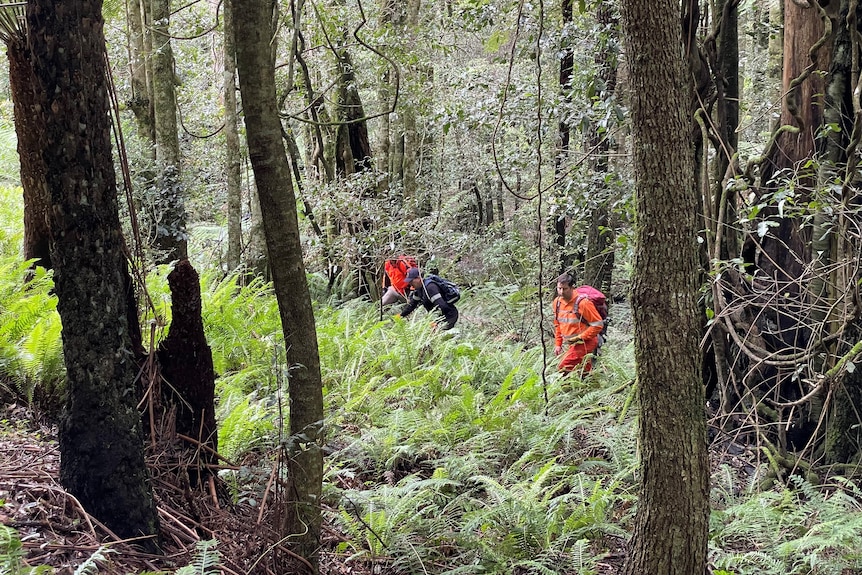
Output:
[{"xmin": 3, "ymin": 200, "xmax": 862, "ymax": 572}]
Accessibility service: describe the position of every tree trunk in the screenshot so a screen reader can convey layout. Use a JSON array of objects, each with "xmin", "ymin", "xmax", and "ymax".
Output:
[
  {"xmin": 495, "ymin": 177, "xmax": 504, "ymax": 227},
  {"xmin": 6, "ymin": 35, "xmax": 52, "ymax": 270},
  {"xmin": 224, "ymin": 0, "xmax": 243, "ymax": 272},
  {"xmin": 127, "ymin": 0, "xmax": 156, "ymax": 146},
  {"xmin": 335, "ymin": 49, "xmax": 373, "ymax": 176},
  {"xmin": 553, "ymin": 0, "xmax": 573, "ymax": 271},
  {"xmin": 232, "ymin": 1, "xmax": 324, "ymax": 571},
  {"xmin": 713, "ymin": 0, "xmax": 739, "ymax": 260},
  {"xmin": 747, "ymin": 0, "xmax": 827, "ymax": 284},
  {"xmin": 583, "ymin": 1, "xmax": 618, "ymax": 295},
  {"xmin": 150, "ymin": 0, "xmax": 188, "ymax": 262},
  {"xmin": 157, "ymin": 259, "xmax": 218, "ymax": 484},
  {"xmin": 26, "ymin": 0, "xmax": 159, "ymax": 547},
  {"xmin": 620, "ymin": 0, "xmax": 709, "ymax": 572},
  {"xmin": 401, "ymin": 0, "xmax": 421, "ymax": 203},
  {"xmin": 814, "ymin": 0, "xmax": 861, "ymax": 463},
  {"xmin": 246, "ymin": 179, "xmax": 269, "ymax": 279},
  {"xmin": 377, "ymin": 0, "xmax": 394, "ymax": 193}
]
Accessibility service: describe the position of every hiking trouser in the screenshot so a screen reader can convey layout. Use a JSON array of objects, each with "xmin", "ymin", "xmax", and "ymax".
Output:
[
  {"xmin": 382, "ymin": 286, "xmax": 407, "ymax": 306},
  {"xmin": 558, "ymin": 338, "xmax": 598, "ymax": 374}
]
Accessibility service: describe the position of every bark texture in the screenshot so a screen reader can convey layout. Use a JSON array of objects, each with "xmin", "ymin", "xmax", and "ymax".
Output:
[
  {"xmin": 232, "ymin": 0, "xmax": 324, "ymax": 571},
  {"xmin": 224, "ymin": 0, "xmax": 243, "ymax": 272},
  {"xmin": 157, "ymin": 259, "xmax": 218, "ymax": 484},
  {"xmin": 7, "ymin": 37, "xmax": 52, "ymax": 269},
  {"xmin": 26, "ymin": 0, "xmax": 159, "ymax": 545},
  {"xmin": 150, "ymin": 0, "xmax": 188, "ymax": 262},
  {"xmin": 620, "ymin": 0, "xmax": 709, "ymax": 572}
]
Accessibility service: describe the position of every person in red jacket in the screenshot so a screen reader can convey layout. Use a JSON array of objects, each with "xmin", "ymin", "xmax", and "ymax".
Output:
[
  {"xmin": 552, "ymin": 273, "xmax": 604, "ymax": 374},
  {"xmin": 382, "ymin": 255, "xmax": 417, "ymax": 305}
]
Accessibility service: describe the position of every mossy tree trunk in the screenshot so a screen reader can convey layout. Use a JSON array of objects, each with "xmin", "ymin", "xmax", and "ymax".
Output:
[
  {"xmin": 232, "ymin": 0, "xmax": 324, "ymax": 571},
  {"xmin": 224, "ymin": 0, "xmax": 243, "ymax": 272},
  {"xmin": 620, "ymin": 0, "xmax": 709, "ymax": 572},
  {"xmin": 149, "ymin": 0, "xmax": 188, "ymax": 262},
  {"xmin": 127, "ymin": 0, "xmax": 155, "ymax": 147}
]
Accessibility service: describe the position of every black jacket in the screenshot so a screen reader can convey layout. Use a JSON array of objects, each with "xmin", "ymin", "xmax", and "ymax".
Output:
[{"xmin": 401, "ymin": 278, "xmax": 459, "ymax": 329}]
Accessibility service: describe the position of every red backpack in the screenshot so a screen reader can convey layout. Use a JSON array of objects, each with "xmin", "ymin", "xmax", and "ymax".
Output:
[
  {"xmin": 396, "ymin": 255, "xmax": 418, "ymax": 274},
  {"xmin": 556, "ymin": 285, "xmax": 610, "ymax": 342},
  {"xmin": 575, "ymin": 286, "xmax": 608, "ymax": 331}
]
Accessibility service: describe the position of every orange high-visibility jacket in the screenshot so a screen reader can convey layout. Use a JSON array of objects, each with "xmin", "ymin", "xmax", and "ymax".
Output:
[
  {"xmin": 383, "ymin": 256, "xmax": 417, "ymax": 296},
  {"xmin": 553, "ymin": 290, "xmax": 604, "ymax": 347}
]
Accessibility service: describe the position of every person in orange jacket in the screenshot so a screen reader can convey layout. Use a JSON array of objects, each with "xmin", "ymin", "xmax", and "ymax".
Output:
[
  {"xmin": 382, "ymin": 255, "xmax": 417, "ymax": 306},
  {"xmin": 552, "ymin": 272, "xmax": 604, "ymax": 374}
]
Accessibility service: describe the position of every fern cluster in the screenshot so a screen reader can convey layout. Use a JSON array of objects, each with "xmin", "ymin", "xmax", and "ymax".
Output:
[
  {"xmin": 0, "ymin": 187, "xmax": 64, "ymax": 413},
  {"xmin": 711, "ymin": 475, "xmax": 862, "ymax": 574},
  {"xmin": 7, "ymin": 213, "xmax": 862, "ymax": 573},
  {"xmin": 314, "ymin": 291, "xmax": 638, "ymax": 574}
]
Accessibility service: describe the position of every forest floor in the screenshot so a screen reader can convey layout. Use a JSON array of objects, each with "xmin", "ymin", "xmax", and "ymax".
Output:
[
  {"xmin": 2, "ymin": 403, "xmax": 757, "ymax": 574},
  {"xmin": 0, "ymin": 403, "xmax": 364, "ymax": 575}
]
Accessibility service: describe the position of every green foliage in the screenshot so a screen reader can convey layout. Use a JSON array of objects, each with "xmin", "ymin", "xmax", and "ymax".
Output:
[
  {"xmin": 0, "ymin": 187, "xmax": 64, "ymax": 411},
  {"xmin": 0, "ymin": 257, "xmax": 63, "ymax": 411},
  {"xmin": 710, "ymin": 476, "xmax": 862, "ymax": 574},
  {"xmin": 0, "ymin": 524, "xmax": 28, "ymax": 575},
  {"xmin": 313, "ymin": 294, "xmax": 637, "ymax": 574},
  {"xmin": 73, "ymin": 546, "xmax": 116, "ymax": 575},
  {"xmin": 200, "ymin": 271, "xmax": 282, "ymax": 377},
  {"xmin": 0, "ymin": 128, "xmax": 20, "ymax": 188},
  {"xmin": 175, "ymin": 540, "xmax": 221, "ymax": 575},
  {"xmin": 0, "ymin": 186, "xmax": 22, "ymax": 259}
]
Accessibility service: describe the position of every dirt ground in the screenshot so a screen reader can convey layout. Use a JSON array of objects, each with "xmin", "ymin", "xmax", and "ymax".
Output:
[{"xmin": 0, "ymin": 404, "xmax": 365, "ymax": 575}]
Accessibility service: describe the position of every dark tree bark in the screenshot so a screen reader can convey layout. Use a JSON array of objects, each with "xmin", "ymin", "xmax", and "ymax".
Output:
[
  {"xmin": 713, "ymin": 0, "xmax": 739, "ymax": 260},
  {"xmin": 335, "ymin": 50, "xmax": 374, "ymax": 176},
  {"xmin": 232, "ymin": 0, "xmax": 324, "ymax": 571},
  {"xmin": 26, "ymin": 0, "xmax": 159, "ymax": 546},
  {"xmin": 157, "ymin": 259, "xmax": 218, "ymax": 485},
  {"xmin": 553, "ymin": 0, "xmax": 574, "ymax": 271},
  {"xmin": 583, "ymin": 1, "xmax": 618, "ymax": 295},
  {"xmin": 620, "ymin": 0, "xmax": 709, "ymax": 572},
  {"xmin": 6, "ymin": 34, "xmax": 51, "ymax": 269},
  {"xmin": 810, "ymin": 0, "xmax": 862, "ymax": 464}
]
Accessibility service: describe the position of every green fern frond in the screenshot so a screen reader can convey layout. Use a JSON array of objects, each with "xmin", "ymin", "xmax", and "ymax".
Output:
[
  {"xmin": 0, "ymin": 524, "xmax": 25, "ymax": 574},
  {"xmin": 73, "ymin": 546, "xmax": 116, "ymax": 575},
  {"xmin": 175, "ymin": 539, "xmax": 221, "ymax": 575}
]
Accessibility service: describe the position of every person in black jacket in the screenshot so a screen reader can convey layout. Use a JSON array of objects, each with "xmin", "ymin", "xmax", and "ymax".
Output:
[{"xmin": 399, "ymin": 267, "xmax": 459, "ymax": 329}]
